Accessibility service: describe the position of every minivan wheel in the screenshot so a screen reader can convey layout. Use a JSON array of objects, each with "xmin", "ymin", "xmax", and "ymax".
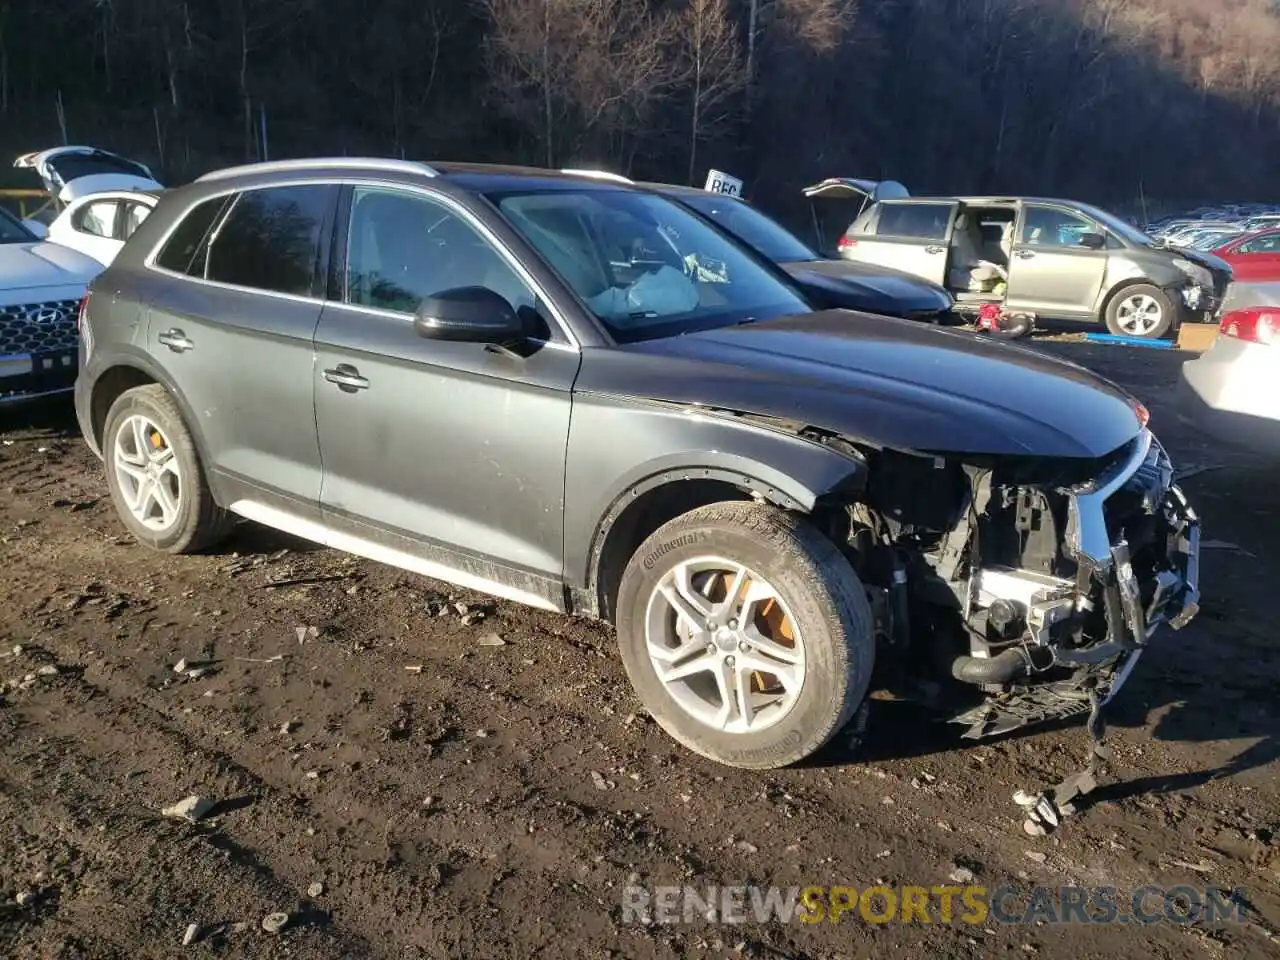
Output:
[
  {"xmin": 1105, "ymin": 284, "xmax": 1174, "ymax": 339},
  {"xmin": 615, "ymin": 502, "xmax": 874, "ymax": 769},
  {"xmin": 102, "ymin": 385, "xmax": 233, "ymax": 553}
]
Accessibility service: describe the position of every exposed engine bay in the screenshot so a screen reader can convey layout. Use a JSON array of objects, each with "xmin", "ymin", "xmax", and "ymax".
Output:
[{"xmin": 819, "ymin": 427, "xmax": 1201, "ymax": 741}]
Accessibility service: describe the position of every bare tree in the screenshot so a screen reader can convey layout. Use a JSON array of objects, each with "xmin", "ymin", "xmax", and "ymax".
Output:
[
  {"xmin": 482, "ymin": 0, "xmax": 676, "ymax": 166},
  {"xmin": 674, "ymin": 0, "xmax": 747, "ymax": 184}
]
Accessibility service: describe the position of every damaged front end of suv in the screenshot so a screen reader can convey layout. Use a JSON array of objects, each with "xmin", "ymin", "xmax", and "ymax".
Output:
[
  {"xmin": 806, "ymin": 414, "xmax": 1201, "ymax": 829},
  {"xmin": 829, "ymin": 426, "xmax": 1200, "ymax": 727}
]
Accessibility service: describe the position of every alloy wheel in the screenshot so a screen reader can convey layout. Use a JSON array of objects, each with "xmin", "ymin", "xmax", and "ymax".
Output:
[
  {"xmin": 113, "ymin": 414, "xmax": 182, "ymax": 531},
  {"xmin": 644, "ymin": 556, "xmax": 806, "ymax": 734},
  {"xmin": 1115, "ymin": 293, "xmax": 1163, "ymax": 336}
]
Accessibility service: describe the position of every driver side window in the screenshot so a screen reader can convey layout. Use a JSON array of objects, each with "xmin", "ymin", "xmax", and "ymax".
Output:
[
  {"xmin": 1020, "ymin": 206, "xmax": 1095, "ymax": 248},
  {"xmin": 344, "ymin": 187, "xmax": 536, "ymax": 321}
]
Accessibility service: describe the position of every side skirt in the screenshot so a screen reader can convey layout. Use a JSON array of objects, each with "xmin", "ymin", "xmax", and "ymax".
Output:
[{"xmin": 228, "ymin": 499, "xmax": 564, "ymax": 613}]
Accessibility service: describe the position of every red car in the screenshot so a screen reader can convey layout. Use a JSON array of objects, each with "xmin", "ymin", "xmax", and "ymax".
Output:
[{"xmin": 1212, "ymin": 228, "xmax": 1280, "ymax": 281}]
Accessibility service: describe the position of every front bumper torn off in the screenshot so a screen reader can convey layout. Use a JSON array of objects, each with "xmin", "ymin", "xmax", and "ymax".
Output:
[{"xmin": 953, "ymin": 430, "xmax": 1201, "ymax": 738}]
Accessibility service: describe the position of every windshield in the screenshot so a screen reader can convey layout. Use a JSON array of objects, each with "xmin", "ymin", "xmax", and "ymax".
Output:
[
  {"xmin": 492, "ymin": 189, "xmax": 810, "ymax": 342},
  {"xmin": 0, "ymin": 206, "xmax": 35, "ymax": 243},
  {"xmin": 677, "ymin": 193, "xmax": 819, "ymax": 263},
  {"xmin": 1075, "ymin": 203, "xmax": 1153, "ymax": 246}
]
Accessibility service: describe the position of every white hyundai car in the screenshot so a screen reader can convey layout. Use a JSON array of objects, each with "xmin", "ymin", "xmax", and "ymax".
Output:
[
  {"xmin": 0, "ymin": 206, "xmax": 104, "ymax": 403},
  {"xmin": 45, "ymin": 189, "xmax": 161, "ymax": 266}
]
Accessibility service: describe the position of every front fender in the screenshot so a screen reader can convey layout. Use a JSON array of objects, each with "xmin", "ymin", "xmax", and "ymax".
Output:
[{"xmin": 563, "ymin": 392, "xmax": 867, "ymax": 587}]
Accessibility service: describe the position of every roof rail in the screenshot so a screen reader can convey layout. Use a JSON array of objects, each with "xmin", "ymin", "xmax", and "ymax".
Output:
[
  {"xmin": 559, "ymin": 168, "xmax": 634, "ymax": 185},
  {"xmin": 196, "ymin": 157, "xmax": 439, "ymax": 183}
]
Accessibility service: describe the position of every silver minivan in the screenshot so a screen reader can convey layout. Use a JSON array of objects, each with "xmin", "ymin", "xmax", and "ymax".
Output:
[{"xmin": 806, "ymin": 179, "xmax": 1234, "ymax": 339}]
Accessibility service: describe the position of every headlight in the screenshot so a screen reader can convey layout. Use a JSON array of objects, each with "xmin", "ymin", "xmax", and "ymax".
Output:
[{"xmin": 1172, "ymin": 257, "xmax": 1212, "ymax": 286}]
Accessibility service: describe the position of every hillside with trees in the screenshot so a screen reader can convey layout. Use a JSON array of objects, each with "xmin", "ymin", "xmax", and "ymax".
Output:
[{"xmin": 2, "ymin": 0, "xmax": 1279, "ymax": 217}]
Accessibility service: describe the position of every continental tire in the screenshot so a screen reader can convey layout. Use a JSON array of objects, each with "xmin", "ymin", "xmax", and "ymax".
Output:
[{"xmin": 615, "ymin": 501, "xmax": 874, "ymax": 769}]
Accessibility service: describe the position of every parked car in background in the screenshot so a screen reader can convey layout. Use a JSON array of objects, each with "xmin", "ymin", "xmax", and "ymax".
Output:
[
  {"xmin": 75, "ymin": 158, "xmax": 1200, "ymax": 770},
  {"xmin": 0, "ymin": 206, "xmax": 103, "ymax": 403},
  {"xmin": 809, "ymin": 179, "xmax": 1232, "ymax": 339},
  {"xmin": 1210, "ymin": 229, "xmax": 1280, "ymax": 282},
  {"xmin": 639, "ymin": 180, "xmax": 956, "ymax": 323},
  {"xmin": 15, "ymin": 146, "xmax": 162, "ymax": 205},
  {"xmin": 46, "ymin": 189, "xmax": 161, "ymax": 266},
  {"xmin": 1178, "ymin": 304, "xmax": 1280, "ymax": 455}
]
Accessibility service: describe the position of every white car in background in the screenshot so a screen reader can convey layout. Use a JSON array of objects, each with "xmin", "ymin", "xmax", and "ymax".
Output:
[
  {"xmin": 0, "ymin": 206, "xmax": 103, "ymax": 403},
  {"xmin": 45, "ymin": 189, "xmax": 161, "ymax": 266},
  {"xmin": 14, "ymin": 146, "xmax": 162, "ymax": 205},
  {"xmin": 1177, "ymin": 299, "xmax": 1280, "ymax": 455}
]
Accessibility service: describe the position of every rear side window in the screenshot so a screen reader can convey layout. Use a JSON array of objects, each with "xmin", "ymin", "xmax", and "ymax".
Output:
[
  {"xmin": 154, "ymin": 196, "xmax": 229, "ymax": 275},
  {"xmin": 873, "ymin": 202, "xmax": 953, "ymax": 241},
  {"xmin": 205, "ymin": 186, "xmax": 333, "ymax": 297},
  {"xmin": 73, "ymin": 199, "xmax": 120, "ymax": 238}
]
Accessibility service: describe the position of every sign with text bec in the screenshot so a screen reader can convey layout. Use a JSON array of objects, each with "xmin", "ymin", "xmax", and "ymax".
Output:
[{"xmin": 703, "ymin": 169, "xmax": 744, "ymax": 196}]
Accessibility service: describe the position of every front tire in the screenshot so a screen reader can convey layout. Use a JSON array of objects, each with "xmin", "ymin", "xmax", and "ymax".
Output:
[
  {"xmin": 1104, "ymin": 284, "xmax": 1174, "ymax": 339},
  {"xmin": 615, "ymin": 502, "xmax": 874, "ymax": 769},
  {"xmin": 102, "ymin": 384, "xmax": 233, "ymax": 553}
]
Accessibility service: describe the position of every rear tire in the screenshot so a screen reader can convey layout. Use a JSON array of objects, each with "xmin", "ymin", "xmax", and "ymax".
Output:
[
  {"xmin": 102, "ymin": 384, "xmax": 234, "ymax": 554},
  {"xmin": 1104, "ymin": 284, "xmax": 1174, "ymax": 339},
  {"xmin": 614, "ymin": 502, "xmax": 874, "ymax": 769}
]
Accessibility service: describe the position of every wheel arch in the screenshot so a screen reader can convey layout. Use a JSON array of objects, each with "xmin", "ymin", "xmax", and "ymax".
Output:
[
  {"xmin": 86, "ymin": 354, "xmax": 226, "ymax": 504},
  {"xmin": 1095, "ymin": 274, "xmax": 1176, "ymax": 323},
  {"xmin": 580, "ymin": 458, "xmax": 865, "ymax": 623}
]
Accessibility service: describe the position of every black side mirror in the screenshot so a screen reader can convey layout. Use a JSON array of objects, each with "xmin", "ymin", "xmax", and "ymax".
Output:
[
  {"xmin": 413, "ymin": 286, "xmax": 525, "ymax": 344},
  {"xmin": 1079, "ymin": 231, "xmax": 1106, "ymax": 250}
]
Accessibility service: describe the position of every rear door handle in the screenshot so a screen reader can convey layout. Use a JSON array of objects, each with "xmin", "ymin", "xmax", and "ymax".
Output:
[
  {"xmin": 323, "ymin": 363, "xmax": 369, "ymax": 392},
  {"xmin": 157, "ymin": 328, "xmax": 194, "ymax": 352},
  {"xmin": 1015, "ymin": 250, "xmax": 1036, "ymax": 260},
  {"xmin": 924, "ymin": 245, "xmax": 945, "ymax": 255}
]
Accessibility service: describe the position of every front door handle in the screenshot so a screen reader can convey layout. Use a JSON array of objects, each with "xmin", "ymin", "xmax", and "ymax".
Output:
[
  {"xmin": 323, "ymin": 363, "xmax": 370, "ymax": 392},
  {"xmin": 1015, "ymin": 249, "xmax": 1036, "ymax": 260},
  {"xmin": 157, "ymin": 328, "xmax": 194, "ymax": 352},
  {"xmin": 924, "ymin": 245, "xmax": 946, "ymax": 255}
]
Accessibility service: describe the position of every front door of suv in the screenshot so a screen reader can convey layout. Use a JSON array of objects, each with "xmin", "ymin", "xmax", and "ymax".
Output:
[
  {"xmin": 313, "ymin": 185, "xmax": 579, "ymax": 605},
  {"xmin": 145, "ymin": 183, "xmax": 336, "ymax": 520},
  {"xmin": 1005, "ymin": 203, "xmax": 1108, "ymax": 318}
]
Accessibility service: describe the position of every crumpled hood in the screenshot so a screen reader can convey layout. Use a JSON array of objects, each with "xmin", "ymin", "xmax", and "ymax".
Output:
[
  {"xmin": 0, "ymin": 241, "xmax": 102, "ymax": 291},
  {"xmin": 592, "ymin": 310, "xmax": 1143, "ymax": 459},
  {"xmin": 781, "ymin": 259, "xmax": 953, "ymax": 313}
]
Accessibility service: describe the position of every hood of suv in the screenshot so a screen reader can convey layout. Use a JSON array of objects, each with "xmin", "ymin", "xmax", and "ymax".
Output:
[
  {"xmin": 0, "ymin": 241, "xmax": 103, "ymax": 296},
  {"xmin": 779, "ymin": 259, "xmax": 953, "ymax": 315},
  {"xmin": 605, "ymin": 310, "xmax": 1142, "ymax": 459}
]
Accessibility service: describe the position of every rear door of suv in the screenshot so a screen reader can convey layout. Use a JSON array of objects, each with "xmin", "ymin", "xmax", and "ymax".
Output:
[
  {"xmin": 144, "ymin": 183, "xmax": 337, "ymax": 520},
  {"xmin": 312, "ymin": 184, "xmax": 579, "ymax": 596},
  {"xmin": 839, "ymin": 199, "xmax": 959, "ymax": 286}
]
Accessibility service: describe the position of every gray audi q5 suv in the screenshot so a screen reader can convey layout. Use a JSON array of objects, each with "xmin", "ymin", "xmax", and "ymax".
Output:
[{"xmin": 75, "ymin": 159, "xmax": 1201, "ymax": 774}]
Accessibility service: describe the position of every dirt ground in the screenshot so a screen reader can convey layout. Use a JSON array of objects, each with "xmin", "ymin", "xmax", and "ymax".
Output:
[{"xmin": 1, "ymin": 339, "xmax": 1278, "ymax": 960}]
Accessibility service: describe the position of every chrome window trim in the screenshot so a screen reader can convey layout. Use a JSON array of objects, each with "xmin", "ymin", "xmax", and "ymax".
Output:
[{"xmin": 143, "ymin": 176, "xmax": 580, "ymax": 350}]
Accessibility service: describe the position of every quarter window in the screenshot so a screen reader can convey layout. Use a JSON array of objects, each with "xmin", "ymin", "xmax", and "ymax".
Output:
[
  {"xmin": 205, "ymin": 185, "xmax": 333, "ymax": 296},
  {"xmin": 154, "ymin": 196, "xmax": 230, "ymax": 275},
  {"xmin": 74, "ymin": 199, "xmax": 119, "ymax": 238},
  {"xmin": 344, "ymin": 187, "xmax": 536, "ymax": 319},
  {"xmin": 874, "ymin": 202, "xmax": 953, "ymax": 241}
]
